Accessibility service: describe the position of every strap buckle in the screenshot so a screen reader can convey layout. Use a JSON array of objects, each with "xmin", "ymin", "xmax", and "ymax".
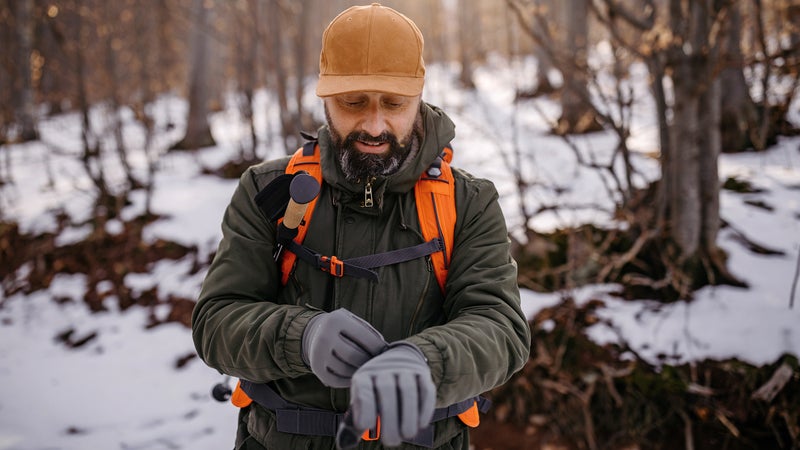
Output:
[
  {"xmin": 319, "ymin": 255, "xmax": 344, "ymax": 277},
  {"xmin": 361, "ymin": 417, "xmax": 380, "ymax": 441}
]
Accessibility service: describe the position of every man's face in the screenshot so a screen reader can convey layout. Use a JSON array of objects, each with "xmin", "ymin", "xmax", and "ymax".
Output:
[{"xmin": 324, "ymin": 92, "xmax": 422, "ymax": 184}]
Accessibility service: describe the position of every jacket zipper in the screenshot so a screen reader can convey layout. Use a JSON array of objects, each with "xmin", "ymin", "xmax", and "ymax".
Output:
[{"xmin": 363, "ymin": 178, "xmax": 375, "ymax": 208}]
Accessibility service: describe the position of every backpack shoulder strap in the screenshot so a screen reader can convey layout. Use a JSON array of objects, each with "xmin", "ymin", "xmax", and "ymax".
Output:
[
  {"xmin": 414, "ymin": 147, "xmax": 456, "ymax": 294},
  {"xmin": 279, "ymin": 142, "xmax": 457, "ymax": 293},
  {"xmin": 280, "ymin": 141, "xmax": 322, "ymax": 285}
]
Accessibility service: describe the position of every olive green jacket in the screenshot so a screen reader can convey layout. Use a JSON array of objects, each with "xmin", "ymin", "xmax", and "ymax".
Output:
[{"xmin": 192, "ymin": 103, "xmax": 531, "ymax": 449}]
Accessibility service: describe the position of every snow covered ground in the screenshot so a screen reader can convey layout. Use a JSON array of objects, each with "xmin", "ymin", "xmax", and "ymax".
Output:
[{"xmin": 1, "ymin": 59, "xmax": 799, "ymax": 449}]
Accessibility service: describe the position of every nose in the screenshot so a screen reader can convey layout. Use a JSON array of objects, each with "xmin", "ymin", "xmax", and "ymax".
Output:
[{"xmin": 360, "ymin": 105, "xmax": 387, "ymax": 137}]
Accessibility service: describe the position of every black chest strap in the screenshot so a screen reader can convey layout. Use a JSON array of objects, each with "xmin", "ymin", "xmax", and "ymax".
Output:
[{"xmin": 276, "ymin": 225, "xmax": 444, "ymax": 282}]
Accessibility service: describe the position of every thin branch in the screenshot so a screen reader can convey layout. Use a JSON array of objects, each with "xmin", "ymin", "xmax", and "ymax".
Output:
[
  {"xmin": 589, "ymin": 0, "xmax": 653, "ymax": 60},
  {"xmin": 790, "ymin": 248, "xmax": 799, "ymax": 309},
  {"xmin": 596, "ymin": 228, "xmax": 657, "ymax": 282},
  {"xmin": 600, "ymin": 0, "xmax": 656, "ymax": 30}
]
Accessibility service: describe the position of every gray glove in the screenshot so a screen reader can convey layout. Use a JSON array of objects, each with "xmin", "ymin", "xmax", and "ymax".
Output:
[
  {"xmin": 348, "ymin": 342, "xmax": 435, "ymax": 447},
  {"xmin": 302, "ymin": 308, "xmax": 388, "ymax": 388}
]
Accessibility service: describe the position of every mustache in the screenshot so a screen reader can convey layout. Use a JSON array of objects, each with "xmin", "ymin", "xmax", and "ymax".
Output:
[{"xmin": 349, "ymin": 131, "xmax": 397, "ymax": 147}]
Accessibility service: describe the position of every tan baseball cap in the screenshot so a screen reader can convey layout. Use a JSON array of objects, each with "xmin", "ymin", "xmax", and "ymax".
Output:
[{"xmin": 316, "ymin": 3, "xmax": 425, "ymax": 97}]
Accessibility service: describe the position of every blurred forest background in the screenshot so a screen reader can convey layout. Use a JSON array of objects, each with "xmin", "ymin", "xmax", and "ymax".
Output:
[{"xmin": 1, "ymin": 0, "xmax": 800, "ymax": 449}]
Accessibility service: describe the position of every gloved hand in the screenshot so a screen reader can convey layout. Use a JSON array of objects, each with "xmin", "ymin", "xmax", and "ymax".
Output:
[
  {"xmin": 302, "ymin": 308, "xmax": 388, "ymax": 388},
  {"xmin": 348, "ymin": 342, "xmax": 435, "ymax": 447}
]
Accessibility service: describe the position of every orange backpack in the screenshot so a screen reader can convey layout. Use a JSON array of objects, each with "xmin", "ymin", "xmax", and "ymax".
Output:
[
  {"xmin": 229, "ymin": 141, "xmax": 486, "ymax": 436},
  {"xmin": 275, "ymin": 141, "xmax": 455, "ymax": 291}
]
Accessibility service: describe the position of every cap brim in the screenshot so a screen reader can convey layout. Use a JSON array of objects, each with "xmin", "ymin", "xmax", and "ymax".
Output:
[{"xmin": 316, "ymin": 74, "xmax": 424, "ymax": 97}]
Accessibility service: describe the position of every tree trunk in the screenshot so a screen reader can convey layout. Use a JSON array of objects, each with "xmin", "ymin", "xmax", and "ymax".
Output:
[
  {"xmin": 14, "ymin": 0, "xmax": 38, "ymax": 141},
  {"xmin": 291, "ymin": 2, "xmax": 314, "ymax": 133},
  {"xmin": 246, "ymin": 0, "xmax": 260, "ymax": 158},
  {"xmin": 698, "ymin": 77, "xmax": 721, "ymax": 256},
  {"xmin": 719, "ymin": 3, "xmax": 759, "ymax": 152},
  {"xmin": 103, "ymin": 2, "xmax": 138, "ymax": 190},
  {"xmin": 171, "ymin": 0, "xmax": 216, "ymax": 151},
  {"xmin": 650, "ymin": 57, "xmax": 671, "ymax": 226},
  {"xmin": 657, "ymin": 0, "xmax": 745, "ymax": 294},
  {"xmin": 558, "ymin": 0, "xmax": 601, "ymax": 134},
  {"xmin": 534, "ymin": 44, "xmax": 557, "ymax": 95},
  {"xmin": 668, "ymin": 66, "xmax": 702, "ymax": 257},
  {"xmin": 231, "ymin": 0, "xmax": 260, "ymax": 161},
  {"xmin": 267, "ymin": 0, "xmax": 296, "ymax": 154},
  {"xmin": 457, "ymin": 0, "xmax": 478, "ymax": 89},
  {"xmin": 133, "ymin": 1, "xmax": 159, "ymax": 216},
  {"xmin": 73, "ymin": 3, "xmax": 109, "ymax": 204},
  {"xmin": 665, "ymin": 0, "xmax": 711, "ymax": 258}
]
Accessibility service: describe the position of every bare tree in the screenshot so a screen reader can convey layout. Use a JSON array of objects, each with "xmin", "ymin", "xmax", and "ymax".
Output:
[
  {"xmin": 745, "ymin": 0, "xmax": 800, "ymax": 151},
  {"xmin": 227, "ymin": 0, "xmax": 262, "ymax": 162},
  {"xmin": 288, "ymin": 1, "xmax": 315, "ymax": 134},
  {"xmin": 421, "ymin": 0, "xmax": 450, "ymax": 95},
  {"xmin": 457, "ymin": 0, "xmax": 480, "ymax": 89},
  {"xmin": 68, "ymin": 1, "xmax": 111, "ymax": 209},
  {"xmin": 665, "ymin": 0, "xmax": 721, "ymax": 265},
  {"xmin": 0, "ymin": 4, "xmax": 14, "ymax": 170},
  {"xmin": 507, "ymin": 0, "xmax": 601, "ymax": 133},
  {"xmin": 558, "ymin": 0, "xmax": 601, "ymax": 133},
  {"xmin": 263, "ymin": 0, "xmax": 319, "ymax": 154},
  {"xmin": 102, "ymin": 1, "xmax": 139, "ymax": 190},
  {"xmin": 505, "ymin": 0, "xmax": 759, "ymax": 297},
  {"xmin": 266, "ymin": 0, "xmax": 295, "ymax": 153},
  {"xmin": 719, "ymin": 3, "xmax": 759, "ymax": 152},
  {"xmin": 171, "ymin": 0, "xmax": 216, "ymax": 151},
  {"xmin": 131, "ymin": 0, "xmax": 165, "ymax": 216},
  {"xmin": 14, "ymin": 0, "xmax": 39, "ymax": 141},
  {"xmin": 592, "ymin": 0, "xmax": 748, "ymax": 294}
]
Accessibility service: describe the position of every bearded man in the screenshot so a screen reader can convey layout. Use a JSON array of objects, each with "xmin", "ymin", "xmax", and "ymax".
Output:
[{"xmin": 192, "ymin": 4, "xmax": 530, "ymax": 449}]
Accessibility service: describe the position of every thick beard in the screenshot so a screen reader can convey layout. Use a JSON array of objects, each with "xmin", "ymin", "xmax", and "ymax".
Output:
[{"xmin": 326, "ymin": 107, "xmax": 421, "ymax": 184}]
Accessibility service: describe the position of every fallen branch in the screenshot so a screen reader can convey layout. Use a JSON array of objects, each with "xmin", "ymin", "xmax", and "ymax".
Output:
[
  {"xmin": 686, "ymin": 383, "xmax": 716, "ymax": 396},
  {"xmin": 715, "ymin": 409, "xmax": 741, "ymax": 439},
  {"xmin": 751, "ymin": 362, "xmax": 794, "ymax": 403},
  {"xmin": 680, "ymin": 409, "xmax": 695, "ymax": 450}
]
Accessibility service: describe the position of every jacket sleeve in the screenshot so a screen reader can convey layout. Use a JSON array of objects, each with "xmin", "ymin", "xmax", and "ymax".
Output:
[
  {"xmin": 405, "ymin": 174, "xmax": 532, "ymax": 407},
  {"xmin": 191, "ymin": 166, "xmax": 318, "ymax": 382}
]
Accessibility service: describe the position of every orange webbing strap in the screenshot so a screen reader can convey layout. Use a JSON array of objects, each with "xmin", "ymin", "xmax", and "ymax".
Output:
[
  {"xmin": 413, "ymin": 151, "xmax": 456, "ymax": 294},
  {"xmin": 359, "ymin": 405, "xmax": 477, "ymax": 441},
  {"xmin": 361, "ymin": 417, "xmax": 380, "ymax": 441},
  {"xmin": 279, "ymin": 144, "xmax": 323, "ymax": 285},
  {"xmin": 232, "ymin": 144, "xmax": 322, "ymax": 409},
  {"xmin": 441, "ymin": 145, "xmax": 453, "ymax": 163},
  {"xmin": 457, "ymin": 401, "xmax": 480, "ymax": 427},
  {"xmin": 231, "ymin": 380, "xmax": 253, "ymax": 408}
]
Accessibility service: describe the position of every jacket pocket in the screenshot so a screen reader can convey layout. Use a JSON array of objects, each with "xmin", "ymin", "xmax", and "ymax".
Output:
[{"xmin": 247, "ymin": 400, "xmax": 320, "ymax": 450}]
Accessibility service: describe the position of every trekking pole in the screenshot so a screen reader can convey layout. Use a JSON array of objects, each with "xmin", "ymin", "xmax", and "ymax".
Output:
[
  {"xmin": 212, "ymin": 375, "xmax": 232, "ymax": 402},
  {"xmin": 274, "ymin": 171, "xmax": 320, "ymax": 261}
]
